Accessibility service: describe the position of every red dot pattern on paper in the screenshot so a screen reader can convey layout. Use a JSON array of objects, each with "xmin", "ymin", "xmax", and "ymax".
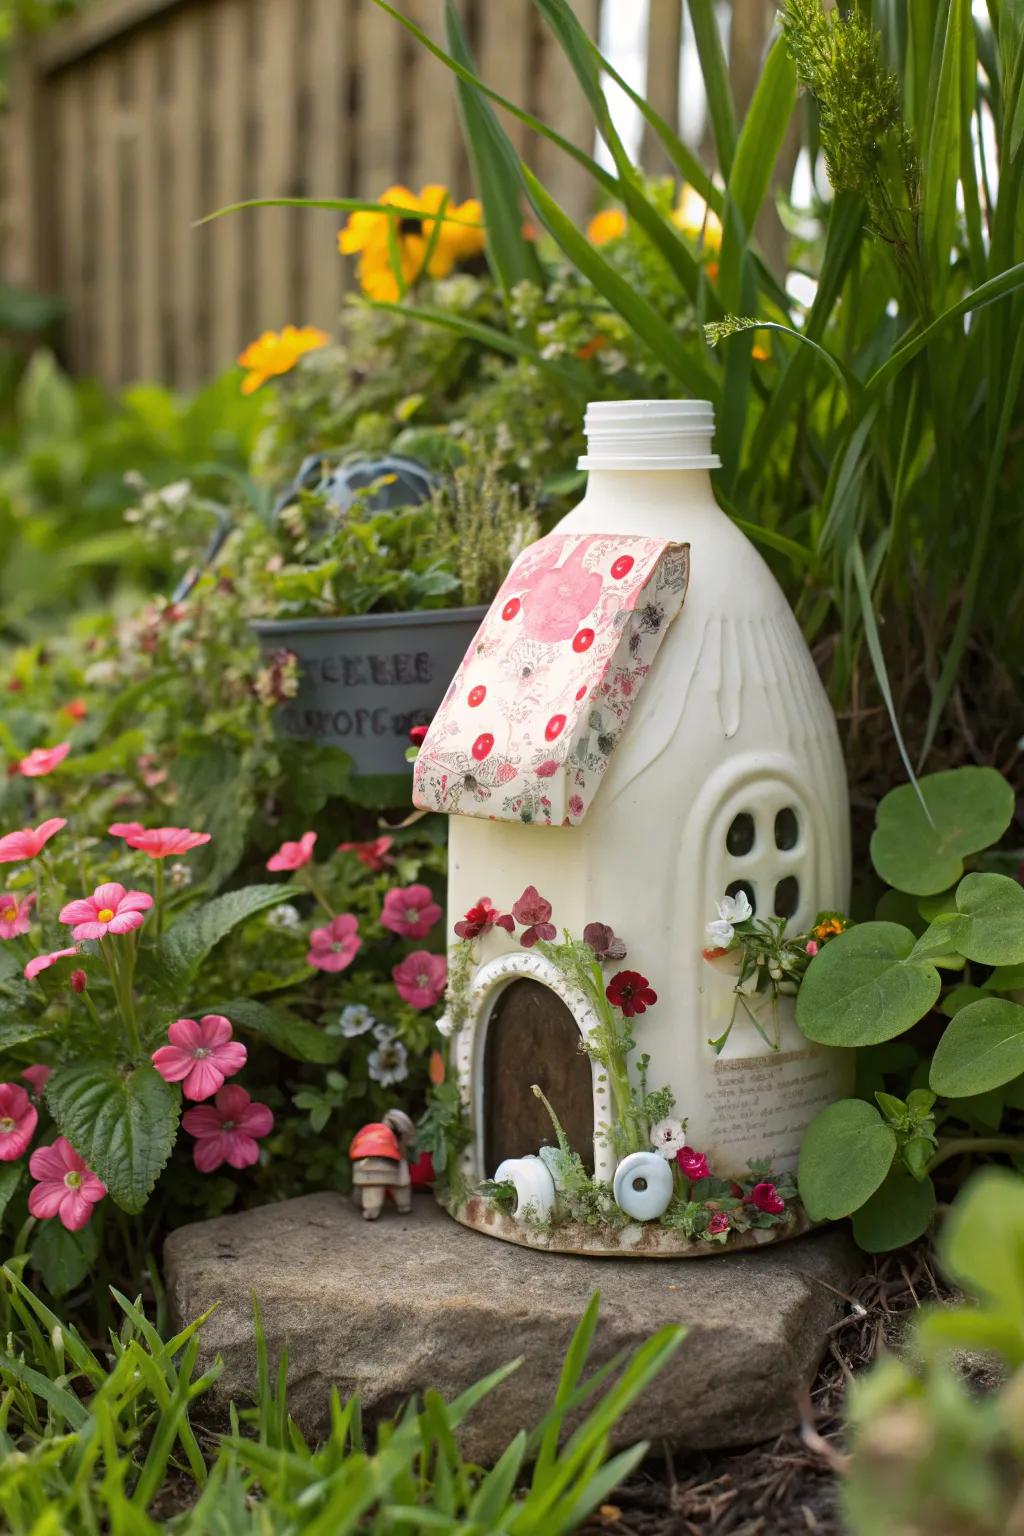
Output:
[
  {"xmin": 502, "ymin": 597, "xmax": 521, "ymax": 621},
  {"xmin": 572, "ymin": 628, "xmax": 595, "ymax": 653},
  {"xmin": 575, "ymin": 686, "xmax": 587, "ymax": 701},
  {"xmin": 545, "ymin": 715, "xmax": 566, "ymax": 742},
  {"xmin": 472, "ymin": 733, "xmax": 494, "ymax": 761},
  {"xmin": 610, "ymin": 555, "xmax": 634, "ymax": 580},
  {"xmin": 467, "ymin": 685, "xmax": 486, "ymax": 708}
]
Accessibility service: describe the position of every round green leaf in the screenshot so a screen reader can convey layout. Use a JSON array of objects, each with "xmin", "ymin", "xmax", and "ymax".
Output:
[
  {"xmin": 796, "ymin": 922, "xmax": 941, "ymax": 1047},
  {"xmin": 798, "ymin": 1099, "xmax": 897, "ymax": 1220},
  {"xmin": 46, "ymin": 1061, "xmax": 180, "ymax": 1214},
  {"xmin": 950, "ymin": 874, "xmax": 1024, "ymax": 966},
  {"xmin": 852, "ymin": 1166, "xmax": 936, "ymax": 1253},
  {"xmin": 930, "ymin": 998, "xmax": 1024, "ymax": 1098},
  {"xmin": 869, "ymin": 767, "xmax": 1014, "ymax": 896}
]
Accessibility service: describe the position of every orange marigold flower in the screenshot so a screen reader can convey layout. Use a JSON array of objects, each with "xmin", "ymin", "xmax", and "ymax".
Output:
[
  {"xmin": 237, "ymin": 325, "xmax": 329, "ymax": 395},
  {"xmin": 586, "ymin": 207, "xmax": 627, "ymax": 245},
  {"xmin": 338, "ymin": 184, "xmax": 485, "ymax": 302}
]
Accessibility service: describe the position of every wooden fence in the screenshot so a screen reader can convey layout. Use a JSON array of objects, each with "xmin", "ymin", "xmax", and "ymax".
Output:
[{"xmin": 1, "ymin": 0, "xmax": 778, "ymax": 389}]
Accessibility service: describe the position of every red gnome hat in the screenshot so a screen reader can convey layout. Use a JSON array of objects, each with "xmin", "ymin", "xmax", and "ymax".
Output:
[{"xmin": 349, "ymin": 1121, "xmax": 401, "ymax": 1161}]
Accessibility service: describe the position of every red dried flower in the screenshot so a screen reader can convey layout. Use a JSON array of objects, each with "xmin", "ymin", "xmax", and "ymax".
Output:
[
  {"xmin": 511, "ymin": 885, "xmax": 556, "ymax": 948},
  {"xmin": 605, "ymin": 970, "xmax": 657, "ymax": 1017},
  {"xmin": 453, "ymin": 897, "xmax": 514, "ymax": 941},
  {"xmin": 746, "ymin": 1181, "xmax": 785, "ymax": 1215},
  {"xmin": 583, "ymin": 922, "xmax": 627, "ymax": 961},
  {"xmin": 706, "ymin": 1211, "xmax": 730, "ymax": 1236}
]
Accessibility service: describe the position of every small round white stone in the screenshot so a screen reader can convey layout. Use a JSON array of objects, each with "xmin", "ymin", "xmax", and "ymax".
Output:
[{"xmin": 612, "ymin": 1152, "xmax": 673, "ymax": 1221}]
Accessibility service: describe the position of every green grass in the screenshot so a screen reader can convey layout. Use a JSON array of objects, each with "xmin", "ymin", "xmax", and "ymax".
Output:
[{"xmin": 0, "ymin": 1265, "xmax": 684, "ymax": 1533}]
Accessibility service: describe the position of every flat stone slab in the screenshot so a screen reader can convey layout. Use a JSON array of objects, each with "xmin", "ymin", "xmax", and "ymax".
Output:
[{"xmin": 164, "ymin": 1192, "xmax": 861, "ymax": 1461}]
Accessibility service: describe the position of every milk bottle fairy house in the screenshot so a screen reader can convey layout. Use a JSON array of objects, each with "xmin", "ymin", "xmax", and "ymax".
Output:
[{"xmin": 413, "ymin": 401, "xmax": 853, "ymax": 1256}]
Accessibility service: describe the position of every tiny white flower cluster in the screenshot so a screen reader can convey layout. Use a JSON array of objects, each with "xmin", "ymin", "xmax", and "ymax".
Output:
[
  {"xmin": 267, "ymin": 902, "xmax": 302, "ymax": 932},
  {"xmin": 704, "ymin": 890, "xmax": 753, "ymax": 949}
]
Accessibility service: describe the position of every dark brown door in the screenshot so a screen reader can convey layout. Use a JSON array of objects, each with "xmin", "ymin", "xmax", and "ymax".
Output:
[{"xmin": 483, "ymin": 979, "xmax": 594, "ymax": 1175}]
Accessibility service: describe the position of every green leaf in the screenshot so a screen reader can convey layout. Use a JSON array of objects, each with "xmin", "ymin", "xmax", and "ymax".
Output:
[
  {"xmin": 717, "ymin": 36, "xmax": 797, "ymax": 310},
  {"xmin": 213, "ymin": 998, "xmax": 341, "ymax": 1065},
  {"xmin": 931, "ymin": 998, "xmax": 1024, "ymax": 1098},
  {"xmin": 938, "ymin": 1167, "xmax": 1024, "ymax": 1332},
  {"xmin": 688, "ymin": 0, "xmax": 737, "ymax": 179},
  {"xmin": 796, "ymin": 922, "xmax": 941, "ymax": 1047},
  {"xmin": 443, "ymin": 1, "xmax": 543, "ymax": 292},
  {"xmin": 798, "ymin": 1099, "xmax": 897, "ymax": 1221},
  {"xmin": 29, "ymin": 1218, "xmax": 99, "ymax": 1298},
  {"xmin": 869, "ymin": 766, "xmax": 1015, "ymax": 895},
  {"xmin": 985, "ymin": 963, "xmax": 1024, "ymax": 993},
  {"xmin": 852, "ymin": 1165, "xmax": 936, "ymax": 1253},
  {"xmin": 0, "ymin": 1164, "xmax": 22, "ymax": 1230},
  {"xmin": 519, "ymin": 165, "xmax": 717, "ymax": 399},
  {"xmin": 149, "ymin": 884, "xmax": 296, "ymax": 1000},
  {"xmin": 0, "ymin": 1006, "xmax": 45, "ymax": 1050},
  {"xmin": 948, "ymin": 873, "xmax": 1024, "ymax": 966},
  {"xmin": 923, "ymin": 0, "xmax": 970, "ymax": 291},
  {"xmin": 46, "ymin": 1062, "xmax": 180, "ymax": 1214}
]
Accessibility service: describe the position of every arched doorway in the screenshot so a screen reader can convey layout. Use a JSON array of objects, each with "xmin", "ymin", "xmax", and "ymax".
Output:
[{"xmin": 483, "ymin": 978, "xmax": 594, "ymax": 1175}]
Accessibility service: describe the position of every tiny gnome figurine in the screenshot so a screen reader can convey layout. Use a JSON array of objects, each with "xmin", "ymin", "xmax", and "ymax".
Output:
[{"xmin": 348, "ymin": 1108, "xmax": 415, "ymax": 1220}]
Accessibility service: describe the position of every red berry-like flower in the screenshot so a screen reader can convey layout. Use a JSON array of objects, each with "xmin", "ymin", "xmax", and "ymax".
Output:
[
  {"xmin": 408, "ymin": 724, "xmax": 429, "ymax": 746},
  {"xmin": 605, "ymin": 970, "xmax": 657, "ymax": 1017},
  {"xmin": 706, "ymin": 1211, "xmax": 730, "ymax": 1236},
  {"xmin": 453, "ymin": 897, "xmax": 514, "ymax": 941},
  {"xmin": 746, "ymin": 1181, "xmax": 785, "ymax": 1215},
  {"xmin": 677, "ymin": 1147, "xmax": 710, "ymax": 1181}
]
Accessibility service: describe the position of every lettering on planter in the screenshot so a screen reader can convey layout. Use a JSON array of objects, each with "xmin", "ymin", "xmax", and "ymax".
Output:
[
  {"xmin": 309, "ymin": 651, "xmax": 433, "ymax": 688},
  {"xmin": 279, "ymin": 705, "xmax": 429, "ymax": 740}
]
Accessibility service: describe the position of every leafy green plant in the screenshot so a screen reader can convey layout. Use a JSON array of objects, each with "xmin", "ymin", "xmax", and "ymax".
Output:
[
  {"xmin": 0, "ymin": 1272, "xmax": 684, "ymax": 1535},
  {"xmin": 250, "ymin": 0, "xmax": 1024, "ymax": 772},
  {"xmin": 842, "ymin": 1167, "xmax": 1024, "ymax": 1536},
  {"xmin": 796, "ymin": 764, "xmax": 1024, "ymax": 1250}
]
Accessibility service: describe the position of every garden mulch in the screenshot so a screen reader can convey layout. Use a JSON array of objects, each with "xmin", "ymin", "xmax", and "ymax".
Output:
[{"xmin": 579, "ymin": 1246, "xmax": 947, "ymax": 1536}]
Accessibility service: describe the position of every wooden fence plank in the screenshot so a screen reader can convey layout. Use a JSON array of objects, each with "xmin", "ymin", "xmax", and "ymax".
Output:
[
  {"xmin": 405, "ymin": 0, "xmax": 461, "ymax": 194},
  {"xmin": 356, "ymin": 0, "xmax": 403, "ymax": 198},
  {"xmin": 133, "ymin": 24, "xmax": 164, "ymax": 379},
  {"xmin": 642, "ymin": 0, "xmax": 683, "ymax": 176},
  {"xmin": 533, "ymin": 0, "xmax": 599, "ymax": 224},
  {"xmin": 93, "ymin": 49, "xmax": 125, "ymax": 384},
  {"xmin": 303, "ymin": 0, "xmax": 350, "ymax": 330},
  {"xmin": 53, "ymin": 73, "xmax": 87, "ymax": 364},
  {"xmin": 255, "ymin": 0, "xmax": 300, "ymax": 329},
  {"xmin": 168, "ymin": 4, "xmax": 204, "ymax": 385},
  {"xmin": 208, "ymin": 0, "xmax": 249, "ymax": 370}
]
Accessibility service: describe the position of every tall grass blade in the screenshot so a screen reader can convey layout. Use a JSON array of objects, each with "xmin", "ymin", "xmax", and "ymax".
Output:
[{"xmin": 688, "ymin": 0, "xmax": 738, "ymax": 177}]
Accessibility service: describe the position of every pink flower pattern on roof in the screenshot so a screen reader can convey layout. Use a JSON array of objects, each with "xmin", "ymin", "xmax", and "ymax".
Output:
[{"xmin": 412, "ymin": 533, "xmax": 689, "ymax": 827}]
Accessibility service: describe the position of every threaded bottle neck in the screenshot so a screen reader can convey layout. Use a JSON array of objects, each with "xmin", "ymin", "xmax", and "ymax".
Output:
[{"xmin": 577, "ymin": 399, "xmax": 720, "ymax": 471}]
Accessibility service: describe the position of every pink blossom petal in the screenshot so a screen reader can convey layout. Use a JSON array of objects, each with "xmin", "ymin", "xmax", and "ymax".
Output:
[
  {"xmin": 167, "ymin": 1018, "xmax": 202, "ymax": 1051},
  {"xmin": 151, "ymin": 1045, "xmax": 194, "ymax": 1083},
  {"xmin": 193, "ymin": 1135, "xmax": 230, "ymax": 1172},
  {"xmin": 215, "ymin": 1084, "xmax": 251, "ymax": 1120},
  {"xmin": 106, "ymin": 909, "xmax": 146, "ymax": 935},
  {"xmin": 71, "ymin": 921, "xmax": 108, "ymax": 941},
  {"xmin": 223, "ymin": 1134, "xmax": 260, "ymax": 1170},
  {"xmin": 181, "ymin": 1104, "xmax": 225, "ymax": 1137},
  {"xmin": 59, "ymin": 898, "xmax": 98, "ymax": 925},
  {"xmin": 210, "ymin": 1041, "xmax": 247, "ymax": 1076},
  {"xmin": 236, "ymin": 1102, "xmax": 274, "ymax": 1137},
  {"xmin": 198, "ymin": 1014, "xmax": 233, "ymax": 1048},
  {"xmin": 28, "ymin": 1182, "xmax": 66, "ymax": 1219},
  {"xmin": 182, "ymin": 1058, "xmax": 226, "ymax": 1101},
  {"xmin": 57, "ymin": 1188, "xmax": 95, "ymax": 1231},
  {"xmin": 114, "ymin": 891, "xmax": 154, "ymax": 913},
  {"xmin": 92, "ymin": 882, "xmax": 127, "ymax": 910}
]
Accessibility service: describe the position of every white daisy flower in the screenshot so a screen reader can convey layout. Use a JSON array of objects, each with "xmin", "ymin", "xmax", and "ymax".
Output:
[
  {"xmin": 334, "ymin": 1003, "xmax": 376, "ymax": 1038},
  {"xmin": 368, "ymin": 1034, "xmax": 409, "ymax": 1088},
  {"xmin": 268, "ymin": 902, "xmax": 302, "ymax": 932},
  {"xmin": 650, "ymin": 1118, "xmax": 687, "ymax": 1159}
]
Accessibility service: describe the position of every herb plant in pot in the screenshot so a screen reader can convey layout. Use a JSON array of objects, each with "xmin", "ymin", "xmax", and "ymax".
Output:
[{"xmin": 251, "ymin": 455, "xmax": 538, "ymax": 802}]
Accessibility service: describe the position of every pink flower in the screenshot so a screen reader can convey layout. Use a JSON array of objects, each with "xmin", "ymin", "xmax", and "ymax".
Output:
[
  {"xmin": 337, "ymin": 835, "xmax": 395, "ymax": 871},
  {"xmin": 706, "ymin": 1212, "xmax": 730, "ymax": 1236},
  {"xmin": 28, "ymin": 1138, "xmax": 106, "ymax": 1230},
  {"xmin": 21, "ymin": 1064, "xmax": 51, "ymax": 1099},
  {"xmin": 152, "ymin": 1015, "xmax": 247, "ymax": 1101},
  {"xmin": 453, "ymin": 897, "xmax": 514, "ymax": 941},
  {"xmin": 182, "ymin": 1085, "xmax": 274, "ymax": 1172},
  {"xmin": 25, "ymin": 947, "xmax": 77, "ymax": 981},
  {"xmin": 380, "ymin": 883, "xmax": 442, "ymax": 940},
  {"xmin": 0, "ymin": 1083, "xmax": 37, "ymax": 1160},
  {"xmin": 393, "ymin": 950, "xmax": 447, "ymax": 1009},
  {"xmin": 70, "ymin": 969, "xmax": 87, "ymax": 993},
  {"xmin": 108, "ymin": 821, "xmax": 145, "ymax": 838},
  {"xmin": 677, "ymin": 1147, "xmax": 710, "ymax": 1181},
  {"xmin": 511, "ymin": 885, "xmax": 557, "ymax": 948},
  {"xmin": 59, "ymin": 882, "xmax": 153, "ymax": 940},
  {"xmin": 266, "ymin": 831, "xmax": 317, "ymax": 871},
  {"xmin": 805, "ymin": 939, "xmax": 819, "ymax": 957},
  {"xmin": 120, "ymin": 825, "xmax": 212, "ymax": 858},
  {"xmin": 307, "ymin": 913, "xmax": 361, "ymax": 972},
  {"xmin": 18, "ymin": 744, "xmax": 70, "ymax": 778},
  {"xmin": 0, "ymin": 818, "xmax": 67, "ymax": 863},
  {"xmin": 0, "ymin": 891, "xmax": 36, "ymax": 939},
  {"xmin": 746, "ymin": 1181, "xmax": 785, "ymax": 1215}
]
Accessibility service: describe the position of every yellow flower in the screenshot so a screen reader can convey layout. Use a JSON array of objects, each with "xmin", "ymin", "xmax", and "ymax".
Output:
[
  {"xmin": 586, "ymin": 207, "xmax": 627, "ymax": 245},
  {"xmin": 672, "ymin": 185, "xmax": 723, "ymax": 256},
  {"xmin": 237, "ymin": 325, "xmax": 329, "ymax": 395},
  {"xmin": 338, "ymin": 184, "xmax": 485, "ymax": 302}
]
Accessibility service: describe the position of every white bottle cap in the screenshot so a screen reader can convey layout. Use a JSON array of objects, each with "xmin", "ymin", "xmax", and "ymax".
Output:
[{"xmin": 577, "ymin": 399, "xmax": 721, "ymax": 471}]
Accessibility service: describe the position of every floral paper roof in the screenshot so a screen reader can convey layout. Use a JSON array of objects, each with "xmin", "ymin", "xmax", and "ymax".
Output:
[{"xmin": 412, "ymin": 532, "xmax": 690, "ymax": 826}]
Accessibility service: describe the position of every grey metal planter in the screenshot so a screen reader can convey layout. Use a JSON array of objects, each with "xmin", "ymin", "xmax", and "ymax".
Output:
[{"xmin": 252, "ymin": 605, "xmax": 487, "ymax": 788}]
